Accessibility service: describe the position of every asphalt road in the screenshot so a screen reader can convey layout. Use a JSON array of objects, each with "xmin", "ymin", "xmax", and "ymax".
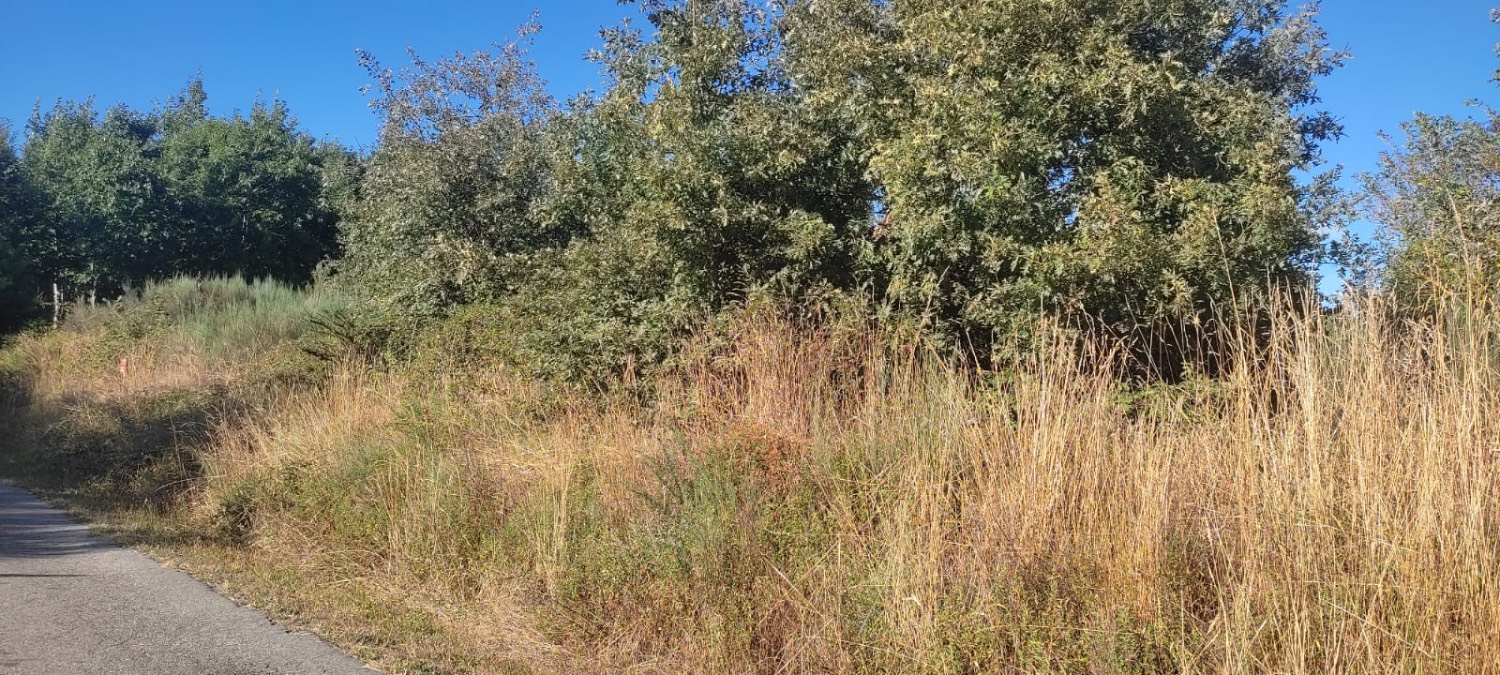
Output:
[{"xmin": 0, "ymin": 483, "xmax": 376, "ymax": 674}]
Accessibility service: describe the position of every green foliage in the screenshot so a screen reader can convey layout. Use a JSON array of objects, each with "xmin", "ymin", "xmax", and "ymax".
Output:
[
  {"xmin": 20, "ymin": 100, "xmax": 171, "ymax": 292},
  {"xmin": 491, "ymin": 232, "xmax": 704, "ymax": 382},
  {"xmin": 343, "ymin": 3, "xmax": 878, "ymax": 380},
  {"xmin": 0, "ymin": 126, "xmax": 43, "ymax": 329},
  {"xmin": 327, "ymin": 0, "xmax": 1351, "ymax": 381},
  {"xmin": 46, "ymin": 275, "xmax": 351, "ymax": 378},
  {"xmin": 577, "ymin": 0, "xmax": 877, "ymax": 307},
  {"xmin": 1364, "ymin": 108, "xmax": 1500, "ymax": 310},
  {"xmin": 156, "ymin": 95, "xmax": 341, "ymax": 282},
  {"xmin": 16, "ymin": 77, "xmax": 345, "ymax": 309},
  {"xmin": 131, "ymin": 276, "xmax": 351, "ymax": 359},
  {"xmin": 787, "ymin": 0, "xmax": 1343, "ymax": 360},
  {"xmin": 338, "ymin": 23, "xmax": 564, "ymax": 316}
]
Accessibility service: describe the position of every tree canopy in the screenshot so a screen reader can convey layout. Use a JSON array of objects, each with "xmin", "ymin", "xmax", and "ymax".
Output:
[
  {"xmin": 0, "ymin": 126, "xmax": 43, "ymax": 329},
  {"xmin": 1365, "ymin": 109, "xmax": 1500, "ymax": 310},
  {"xmin": 789, "ymin": 0, "xmax": 1343, "ymax": 358},
  {"xmin": 14, "ymin": 77, "xmax": 344, "ymax": 314},
  {"xmin": 331, "ymin": 0, "xmax": 1347, "ymax": 377},
  {"xmin": 0, "ymin": 0, "xmax": 1407, "ymax": 382}
]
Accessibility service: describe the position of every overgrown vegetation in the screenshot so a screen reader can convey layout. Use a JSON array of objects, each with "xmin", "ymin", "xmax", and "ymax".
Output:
[
  {"xmin": 1365, "ymin": 106, "xmax": 1500, "ymax": 309},
  {"xmin": 4, "ymin": 1, "xmax": 1500, "ymax": 673},
  {"xmin": 331, "ymin": 0, "xmax": 1348, "ymax": 380},
  {"xmin": 2, "ymin": 77, "xmax": 347, "ymax": 322},
  {"xmin": 0, "ymin": 0, "xmax": 1358, "ymax": 380},
  {"xmin": 4, "ymin": 279, "xmax": 1500, "ymax": 673},
  {"xmin": 0, "ymin": 277, "xmax": 344, "ymax": 491}
]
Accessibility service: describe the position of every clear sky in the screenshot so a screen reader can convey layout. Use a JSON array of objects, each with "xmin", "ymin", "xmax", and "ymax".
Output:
[
  {"xmin": 0, "ymin": 1, "xmax": 649, "ymax": 151},
  {"xmin": 2, "ymin": 0, "xmax": 1497, "ymax": 284}
]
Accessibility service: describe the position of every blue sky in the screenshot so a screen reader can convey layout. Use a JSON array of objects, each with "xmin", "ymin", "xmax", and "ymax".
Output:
[
  {"xmin": 0, "ymin": 1, "xmax": 647, "ymax": 151},
  {"xmin": 2, "ymin": 0, "xmax": 1497, "ymax": 286},
  {"xmin": 6, "ymin": 1, "xmax": 1494, "ymax": 154}
]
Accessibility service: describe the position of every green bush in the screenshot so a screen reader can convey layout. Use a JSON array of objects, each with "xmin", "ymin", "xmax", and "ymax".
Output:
[
  {"xmin": 337, "ymin": 24, "xmax": 567, "ymax": 317},
  {"xmin": 329, "ymin": 1, "xmax": 1346, "ymax": 384},
  {"xmin": 1365, "ymin": 109, "xmax": 1500, "ymax": 311}
]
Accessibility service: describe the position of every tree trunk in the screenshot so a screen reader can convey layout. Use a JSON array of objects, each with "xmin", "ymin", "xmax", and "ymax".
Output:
[{"xmin": 52, "ymin": 282, "xmax": 60, "ymax": 328}]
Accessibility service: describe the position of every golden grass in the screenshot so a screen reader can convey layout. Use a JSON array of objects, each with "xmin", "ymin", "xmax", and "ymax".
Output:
[{"xmin": 5, "ymin": 290, "xmax": 1500, "ymax": 673}]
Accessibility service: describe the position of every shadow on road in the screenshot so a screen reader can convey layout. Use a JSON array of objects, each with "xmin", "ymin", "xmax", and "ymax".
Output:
[{"xmin": 0, "ymin": 488, "xmax": 117, "ymax": 561}]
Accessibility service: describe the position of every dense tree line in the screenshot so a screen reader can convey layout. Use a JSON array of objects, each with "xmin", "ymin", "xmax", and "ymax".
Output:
[
  {"xmin": 5, "ymin": 0, "xmax": 1497, "ymax": 380},
  {"xmin": 0, "ymin": 78, "xmax": 346, "ymax": 330},
  {"xmin": 340, "ymin": 0, "xmax": 1350, "ymax": 378},
  {"xmin": 0, "ymin": 126, "xmax": 45, "ymax": 328}
]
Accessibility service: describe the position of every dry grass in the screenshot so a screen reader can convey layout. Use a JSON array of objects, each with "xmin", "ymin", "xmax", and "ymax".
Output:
[{"xmin": 4, "ymin": 283, "xmax": 1500, "ymax": 673}]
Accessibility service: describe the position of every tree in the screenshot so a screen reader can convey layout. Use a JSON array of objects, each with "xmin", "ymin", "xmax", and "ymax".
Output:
[
  {"xmin": 786, "ymin": 0, "xmax": 1344, "ymax": 363},
  {"xmin": 0, "ymin": 125, "xmax": 43, "ymax": 329},
  {"xmin": 1362, "ymin": 10, "xmax": 1500, "ymax": 312},
  {"xmin": 578, "ymin": 0, "xmax": 876, "ymax": 308},
  {"xmin": 337, "ymin": 0, "xmax": 1345, "ymax": 380},
  {"xmin": 338, "ymin": 22, "xmax": 561, "ymax": 315},
  {"xmin": 483, "ymin": 0, "xmax": 879, "ymax": 380},
  {"xmin": 1365, "ymin": 109, "xmax": 1500, "ymax": 310},
  {"xmin": 20, "ymin": 79, "xmax": 345, "ymax": 306},
  {"xmin": 157, "ymin": 94, "xmax": 341, "ymax": 282},
  {"xmin": 21, "ymin": 100, "xmax": 171, "ymax": 299}
]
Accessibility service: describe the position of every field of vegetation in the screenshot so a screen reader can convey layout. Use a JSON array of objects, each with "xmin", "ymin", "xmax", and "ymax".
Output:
[
  {"xmin": 2, "ymin": 278, "xmax": 1498, "ymax": 673},
  {"xmin": 3, "ymin": 0, "xmax": 1500, "ymax": 673}
]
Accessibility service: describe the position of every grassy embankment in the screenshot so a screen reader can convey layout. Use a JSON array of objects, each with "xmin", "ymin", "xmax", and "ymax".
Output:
[{"xmin": 1, "ymin": 276, "xmax": 1497, "ymax": 674}]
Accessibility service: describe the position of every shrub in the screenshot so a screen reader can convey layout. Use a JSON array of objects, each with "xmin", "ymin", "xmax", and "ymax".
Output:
[{"xmin": 1365, "ymin": 108, "xmax": 1500, "ymax": 311}]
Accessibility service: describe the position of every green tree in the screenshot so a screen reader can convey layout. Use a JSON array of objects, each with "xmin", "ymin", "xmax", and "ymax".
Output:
[
  {"xmin": 577, "ymin": 0, "xmax": 876, "ymax": 307},
  {"xmin": 787, "ymin": 0, "xmax": 1344, "ymax": 363},
  {"xmin": 20, "ymin": 79, "xmax": 345, "ymax": 306},
  {"xmin": 338, "ymin": 23, "xmax": 561, "ymax": 316},
  {"xmin": 157, "ymin": 92, "xmax": 341, "ymax": 282},
  {"xmin": 490, "ymin": 0, "xmax": 877, "ymax": 379},
  {"xmin": 339, "ymin": 0, "xmax": 1345, "ymax": 380},
  {"xmin": 0, "ymin": 124, "xmax": 43, "ymax": 329},
  {"xmin": 1365, "ymin": 109, "xmax": 1500, "ymax": 309},
  {"xmin": 21, "ymin": 100, "xmax": 170, "ymax": 299}
]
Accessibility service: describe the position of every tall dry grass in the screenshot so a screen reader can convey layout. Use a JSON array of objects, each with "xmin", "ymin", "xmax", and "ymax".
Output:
[
  {"xmin": 3, "ymin": 276, "xmax": 1497, "ymax": 672},
  {"xmin": 167, "ymin": 292, "xmax": 1500, "ymax": 673},
  {"xmin": 0, "ymin": 275, "xmax": 339, "ymax": 493}
]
